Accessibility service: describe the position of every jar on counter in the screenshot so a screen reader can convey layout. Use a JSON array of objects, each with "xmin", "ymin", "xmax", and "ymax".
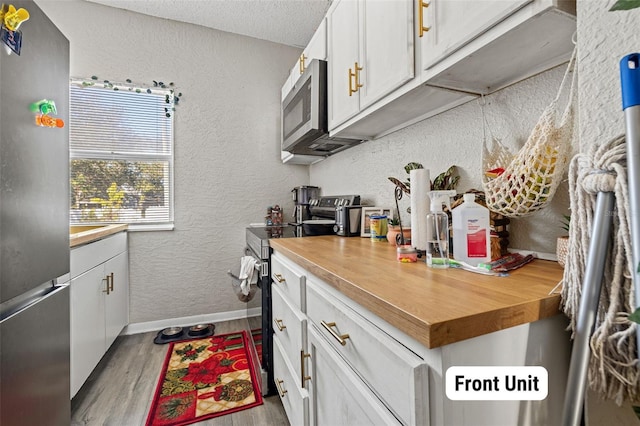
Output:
[
  {"xmin": 397, "ymin": 245, "xmax": 418, "ymax": 263},
  {"xmin": 370, "ymin": 215, "xmax": 388, "ymax": 242}
]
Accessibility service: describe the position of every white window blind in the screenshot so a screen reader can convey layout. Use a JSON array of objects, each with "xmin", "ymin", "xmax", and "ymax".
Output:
[{"xmin": 69, "ymin": 81, "xmax": 174, "ymax": 228}]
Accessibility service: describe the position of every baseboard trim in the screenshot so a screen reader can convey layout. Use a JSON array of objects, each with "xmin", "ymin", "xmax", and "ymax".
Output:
[{"xmin": 122, "ymin": 309, "xmax": 259, "ymax": 335}]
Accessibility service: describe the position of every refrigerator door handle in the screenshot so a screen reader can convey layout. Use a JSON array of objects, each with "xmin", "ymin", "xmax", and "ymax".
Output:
[{"xmin": 0, "ymin": 281, "xmax": 68, "ymax": 323}]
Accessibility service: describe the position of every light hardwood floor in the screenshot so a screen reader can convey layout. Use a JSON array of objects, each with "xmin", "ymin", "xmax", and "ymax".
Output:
[{"xmin": 71, "ymin": 319, "xmax": 289, "ymax": 426}]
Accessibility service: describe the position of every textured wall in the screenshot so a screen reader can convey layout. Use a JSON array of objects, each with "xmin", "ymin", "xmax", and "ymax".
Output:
[
  {"xmin": 578, "ymin": 0, "xmax": 639, "ymax": 149},
  {"xmin": 38, "ymin": 0, "xmax": 309, "ymax": 323},
  {"xmin": 311, "ymin": 65, "xmax": 572, "ymax": 254}
]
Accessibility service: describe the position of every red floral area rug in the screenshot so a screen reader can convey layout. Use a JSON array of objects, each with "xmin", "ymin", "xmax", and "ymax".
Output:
[{"xmin": 145, "ymin": 331, "xmax": 263, "ymax": 426}]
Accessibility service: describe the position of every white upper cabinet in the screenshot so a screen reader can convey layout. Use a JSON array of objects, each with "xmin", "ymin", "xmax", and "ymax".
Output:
[
  {"xmin": 281, "ymin": 20, "xmax": 327, "ymax": 103},
  {"xmin": 285, "ymin": 0, "xmax": 576, "ymax": 149},
  {"xmin": 300, "ymin": 18, "xmax": 327, "ymax": 77},
  {"xmin": 280, "ymin": 19, "xmax": 329, "ymax": 165},
  {"xmin": 419, "ymin": 0, "xmax": 532, "ymax": 71},
  {"xmin": 422, "ymin": 0, "xmax": 576, "ymax": 94},
  {"xmin": 359, "ymin": 0, "xmax": 415, "ymax": 109},
  {"xmin": 327, "ymin": 0, "xmax": 360, "ymax": 129},
  {"xmin": 328, "ymin": 0, "xmax": 414, "ymax": 130}
]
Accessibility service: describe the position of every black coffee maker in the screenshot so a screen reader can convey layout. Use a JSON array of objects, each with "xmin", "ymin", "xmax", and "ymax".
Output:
[{"xmin": 291, "ymin": 186, "xmax": 320, "ymax": 224}]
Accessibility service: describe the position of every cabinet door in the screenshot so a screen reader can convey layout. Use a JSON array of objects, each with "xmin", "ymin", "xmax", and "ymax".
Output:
[
  {"xmin": 328, "ymin": 0, "xmax": 360, "ymax": 129},
  {"xmin": 296, "ymin": 18, "xmax": 328, "ymax": 78},
  {"xmin": 274, "ymin": 337, "xmax": 310, "ymax": 426},
  {"xmin": 272, "ymin": 285, "xmax": 307, "ymax": 382},
  {"xmin": 358, "ymin": 0, "xmax": 414, "ymax": 109},
  {"xmin": 305, "ymin": 18, "xmax": 327, "ymax": 63},
  {"xmin": 308, "ymin": 326, "xmax": 400, "ymax": 426},
  {"xmin": 104, "ymin": 251, "xmax": 129, "ymax": 350},
  {"xmin": 70, "ymin": 265, "xmax": 107, "ymax": 397},
  {"xmin": 421, "ymin": 0, "xmax": 532, "ymax": 70}
]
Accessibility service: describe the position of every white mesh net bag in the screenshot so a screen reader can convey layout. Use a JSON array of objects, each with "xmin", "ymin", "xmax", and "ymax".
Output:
[{"xmin": 482, "ymin": 47, "xmax": 577, "ymax": 218}]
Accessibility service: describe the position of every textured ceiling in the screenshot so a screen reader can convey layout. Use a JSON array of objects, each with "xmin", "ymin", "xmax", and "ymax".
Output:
[{"xmin": 85, "ymin": 0, "xmax": 332, "ymax": 48}]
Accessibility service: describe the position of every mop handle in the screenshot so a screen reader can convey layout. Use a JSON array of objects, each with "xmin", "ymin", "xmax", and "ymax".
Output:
[{"xmin": 620, "ymin": 53, "xmax": 640, "ymax": 359}]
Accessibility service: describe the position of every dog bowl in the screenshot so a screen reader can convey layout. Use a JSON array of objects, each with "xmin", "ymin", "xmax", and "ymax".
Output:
[
  {"xmin": 188, "ymin": 324, "xmax": 211, "ymax": 336},
  {"xmin": 161, "ymin": 326, "xmax": 183, "ymax": 337}
]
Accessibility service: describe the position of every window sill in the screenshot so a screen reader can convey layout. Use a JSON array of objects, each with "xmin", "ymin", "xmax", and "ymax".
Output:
[{"xmin": 123, "ymin": 223, "xmax": 174, "ymax": 232}]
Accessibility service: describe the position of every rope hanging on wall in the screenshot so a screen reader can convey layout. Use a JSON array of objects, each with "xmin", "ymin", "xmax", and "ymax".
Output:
[{"xmin": 481, "ymin": 47, "xmax": 578, "ymax": 217}]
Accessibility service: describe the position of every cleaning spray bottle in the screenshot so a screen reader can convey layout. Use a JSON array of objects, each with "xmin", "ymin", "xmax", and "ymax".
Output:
[
  {"xmin": 452, "ymin": 193, "xmax": 491, "ymax": 267},
  {"xmin": 426, "ymin": 190, "xmax": 456, "ymax": 268}
]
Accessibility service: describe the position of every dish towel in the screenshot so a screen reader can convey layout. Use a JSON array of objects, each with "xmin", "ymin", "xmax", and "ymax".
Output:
[{"xmin": 238, "ymin": 256, "xmax": 258, "ymax": 296}]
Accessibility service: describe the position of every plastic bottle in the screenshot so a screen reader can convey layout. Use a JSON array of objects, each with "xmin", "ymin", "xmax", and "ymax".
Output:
[
  {"xmin": 426, "ymin": 190, "xmax": 456, "ymax": 268},
  {"xmin": 452, "ymin": 193, "xmax": 491, "ymax": 267}
]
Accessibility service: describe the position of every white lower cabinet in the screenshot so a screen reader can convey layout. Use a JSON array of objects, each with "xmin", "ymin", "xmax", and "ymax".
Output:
[
  {"xmin": 70, "ymin": 232, "xmax": 129, "ymax": 397},
  {"xmin": 273, "ymin": 337, "xmax": 310, "ymax": 426},
  {"xmin": 104, "ymin": 251, "xmax": 129, "ymax": 347},
  {"xmin": 272, "ymin": 249, "xmax": 570, "ymax": 425},
  {"xmin": 271, "ymin": 256, "xmax": 311, "ymax": 425},
  {"xmin": 308, "ymin": 325, "xmax": 401, "ymax": 426},
  {"xmin": 272, "ymin": 284, "xmax": 307, "ymax": 381},
  {"xmin": 271, "ymin": 249, "xmax": 428, "ymax": 426},
  {"xmin": 306, "ymin": 280, "xmax": 429, "ymax": 426}
]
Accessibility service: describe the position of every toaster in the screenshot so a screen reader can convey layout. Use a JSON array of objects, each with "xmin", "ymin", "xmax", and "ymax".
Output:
[{"xmin": 334, "ymin": 205, "xmax": 362, "ymax": 237}]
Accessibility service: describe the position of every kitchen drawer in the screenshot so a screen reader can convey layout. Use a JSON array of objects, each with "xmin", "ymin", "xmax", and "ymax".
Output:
[
  {"xmin": 70, "ymin": 232, "xmax": 127, "ymax": 279},
  {"xmin": 271, "ymin": 252, "xmax": 306, "ymax": 312},
  {"xmin": 306, "ymin": 278, "xmax": 429, "ymax": 426},
  {"xmin": 272, "ymin": 284, "xmax": 308, "ymax": 383},
  {"xmin": 273, "ymin": 337, "xmax": 309, "ymax": 426}
]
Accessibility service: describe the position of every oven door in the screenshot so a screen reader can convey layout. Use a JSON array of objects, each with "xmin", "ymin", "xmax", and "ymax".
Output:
[
  {"xmin": 244, "ymin": 248, "xmax": 275, "ymax": 396},
  {"xmin": 281, "ymin": 59, "xmax": 327, "ymax": 153}
]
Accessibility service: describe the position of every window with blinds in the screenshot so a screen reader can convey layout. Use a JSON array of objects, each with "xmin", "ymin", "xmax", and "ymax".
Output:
[{"xmin": 69, "ymin": 81, "xmax": 174, "ymax": 228}]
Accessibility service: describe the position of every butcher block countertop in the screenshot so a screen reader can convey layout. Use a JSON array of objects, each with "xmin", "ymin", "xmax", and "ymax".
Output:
[
  {"xmin": 269, "ymin": 236, "xmax": 565, "ymax": 349},
  {"xmin": 70, "ymin": 224, "xmax": 128, "ymax": 248}
]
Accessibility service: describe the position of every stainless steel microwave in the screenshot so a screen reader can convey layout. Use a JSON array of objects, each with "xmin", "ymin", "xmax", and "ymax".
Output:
[{"xmin": 281, "ymin": 59, "xmax": 362, "ymax": 156}]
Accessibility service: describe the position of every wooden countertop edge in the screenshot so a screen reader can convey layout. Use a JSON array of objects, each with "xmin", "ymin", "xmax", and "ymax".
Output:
[
  {"xmin": 70, "ymin": 224, "xmax": 128, "ymax": 248},
  {"xmin": 272, "ymin": 242, "xmax": 563, "ymax": 349}
]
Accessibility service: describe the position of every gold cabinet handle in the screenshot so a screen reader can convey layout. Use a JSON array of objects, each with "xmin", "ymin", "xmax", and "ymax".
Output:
[
  {"xmin": 320, "ymin": 320, "xmax": 350, "ymax": 346},
  {"xmin": 274, "ymin": 318, "xmax": 286, "ymax": 332},
  {"xmin": 299, "ymin": 53, "xmax": 307, "ymax": 74},
  {"xmin": 109, "ymin": 272, "xmax": 114, "ymax": 292},
  {"xmin": 354, "ymin": 62, "xmax": 363, "ymax": 91},
  {"xmin": 348, "ymin": 67, "xmax": 356, "ymax": 96},
  {"xmin": 274, "ymin": 273, "xmax": 285, "ymax": 283},
  {"xmin": 275, "ymin": 378, "xmax": 287, "ymax": 397},
  {"xmin": 348, "ymin": 63, "xmax": 363, "ymax": 96},
  {"xmin": 419, "ymin": 0, "xmax": 431, "ymax": 37},
  {"xmin": 300, "ymin": 351, "xmax": 311, "ymax": 388},
  {"xmin": 102, "ymin": 276, "xmax": 110, "ymax": 295}
]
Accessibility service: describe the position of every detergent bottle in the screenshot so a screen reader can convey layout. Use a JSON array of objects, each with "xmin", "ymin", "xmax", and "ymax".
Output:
[
  {"xmin": 426, "ymin": 190, "xmax": 456, "ymax": 268},
  {"xmin": 452, "ymin": 193, "xmax": 491, "ymax": 266}
]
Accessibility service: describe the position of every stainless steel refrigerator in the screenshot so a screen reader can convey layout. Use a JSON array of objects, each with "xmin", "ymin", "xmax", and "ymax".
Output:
[{"xmin": 0, "ymin": 1, "xmax": 71, "ymax": 424}]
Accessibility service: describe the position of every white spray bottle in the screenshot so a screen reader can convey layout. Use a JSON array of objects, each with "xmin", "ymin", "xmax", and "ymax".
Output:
[{"xmin": 426, "ymin": 190, "xmax": 456, "ymax": 268}]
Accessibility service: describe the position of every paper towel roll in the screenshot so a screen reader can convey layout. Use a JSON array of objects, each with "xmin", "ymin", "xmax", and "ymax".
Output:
[{"xmin": 410, "ymin": 168, "xmax": 430, "ymax": 251}]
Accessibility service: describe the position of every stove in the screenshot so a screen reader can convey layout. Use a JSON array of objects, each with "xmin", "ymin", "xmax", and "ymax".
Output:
[
  {"xmin": 246, "ymin": 225, "xmax": 298, "ymax": 262},
  {"xmin": 244, "ymin": 225, "xmax": 297, "ymax": 396},
  {"xmin": 244, "ymin": 195, "xmax": 360, "ymax": 397}
]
